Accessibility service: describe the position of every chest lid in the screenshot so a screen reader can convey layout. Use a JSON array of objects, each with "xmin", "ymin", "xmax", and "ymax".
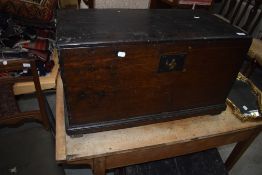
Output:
[{"xmin": 56, "ymin": 9, "xmax": 250, "ymax": 48}]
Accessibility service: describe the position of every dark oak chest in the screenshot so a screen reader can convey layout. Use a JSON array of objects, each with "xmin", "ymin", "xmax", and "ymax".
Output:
[{"xmin": 57, "ymin": 9, "xmax": 251, "ymax": 135}]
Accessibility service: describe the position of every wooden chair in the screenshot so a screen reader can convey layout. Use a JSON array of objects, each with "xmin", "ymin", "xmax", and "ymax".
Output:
[
  {"xmin": 0, "ymin": 56, "xmax": 50, "ymax": 129},
  {"xmin": 215, "ymin": 0, "xmax": 262, "ymax": 77}
]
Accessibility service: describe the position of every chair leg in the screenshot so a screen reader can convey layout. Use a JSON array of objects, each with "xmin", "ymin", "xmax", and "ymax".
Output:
[{"xmin": 31, "ymin": 61, "xmax": 50, "ymax": 130}]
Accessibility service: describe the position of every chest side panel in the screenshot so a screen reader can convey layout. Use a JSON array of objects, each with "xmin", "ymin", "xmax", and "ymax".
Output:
[{"xmin": 60, "ymin": 40, "xmax": 249, "ymax": 128}]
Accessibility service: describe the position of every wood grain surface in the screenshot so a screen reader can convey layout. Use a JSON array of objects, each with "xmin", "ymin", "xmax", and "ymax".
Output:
[
  {"xmin": 56, "ymin": 75, "xmax": 67, "ymax": 162},
  {"xmin": 57, "ymin": 9, "xmax": 251, "ymax": 134}
]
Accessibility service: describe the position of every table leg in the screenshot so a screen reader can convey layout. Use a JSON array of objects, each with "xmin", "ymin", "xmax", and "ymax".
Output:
[
  {"xmin": 225, "ymin": 129, "xmax": 261, "ymax": 171},
  {"xmin": 93, "ymin": 157, "xmax": 106, "ymax": 175}
]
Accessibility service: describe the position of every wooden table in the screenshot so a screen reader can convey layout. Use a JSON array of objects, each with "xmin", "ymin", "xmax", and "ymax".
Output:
[
  {"xmin": 13, "ymin": 50, "xmax": 59, "ymax": 95},
  {"xmin": 56, "ymin": 75, "xmax": 262, "ymax": 175}
]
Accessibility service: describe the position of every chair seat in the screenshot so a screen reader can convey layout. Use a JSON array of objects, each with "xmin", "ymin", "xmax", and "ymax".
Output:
[{"xmin": 248, "ymin": 39, "xmax": 262, "ymax": 65}]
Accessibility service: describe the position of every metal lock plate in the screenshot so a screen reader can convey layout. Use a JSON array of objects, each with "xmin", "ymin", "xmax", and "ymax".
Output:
[{"xmin": 158, "ymin": 53, "xmax": 187, "ymax": 73}]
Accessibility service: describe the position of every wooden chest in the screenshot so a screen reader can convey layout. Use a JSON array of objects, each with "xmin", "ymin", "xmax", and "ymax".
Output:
[{"xmin": 57, "ymin": 9, "xmax": 251, "ymax": 134}]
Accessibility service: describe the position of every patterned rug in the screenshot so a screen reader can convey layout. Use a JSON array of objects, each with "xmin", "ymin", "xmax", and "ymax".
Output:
[
  {"xmin": 0, "ymin": 0, "xmax": 56, "ymax": 22},
  {"xmin": 21, "ymin": 0, "xmax": 44, "ymax": 5}
]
